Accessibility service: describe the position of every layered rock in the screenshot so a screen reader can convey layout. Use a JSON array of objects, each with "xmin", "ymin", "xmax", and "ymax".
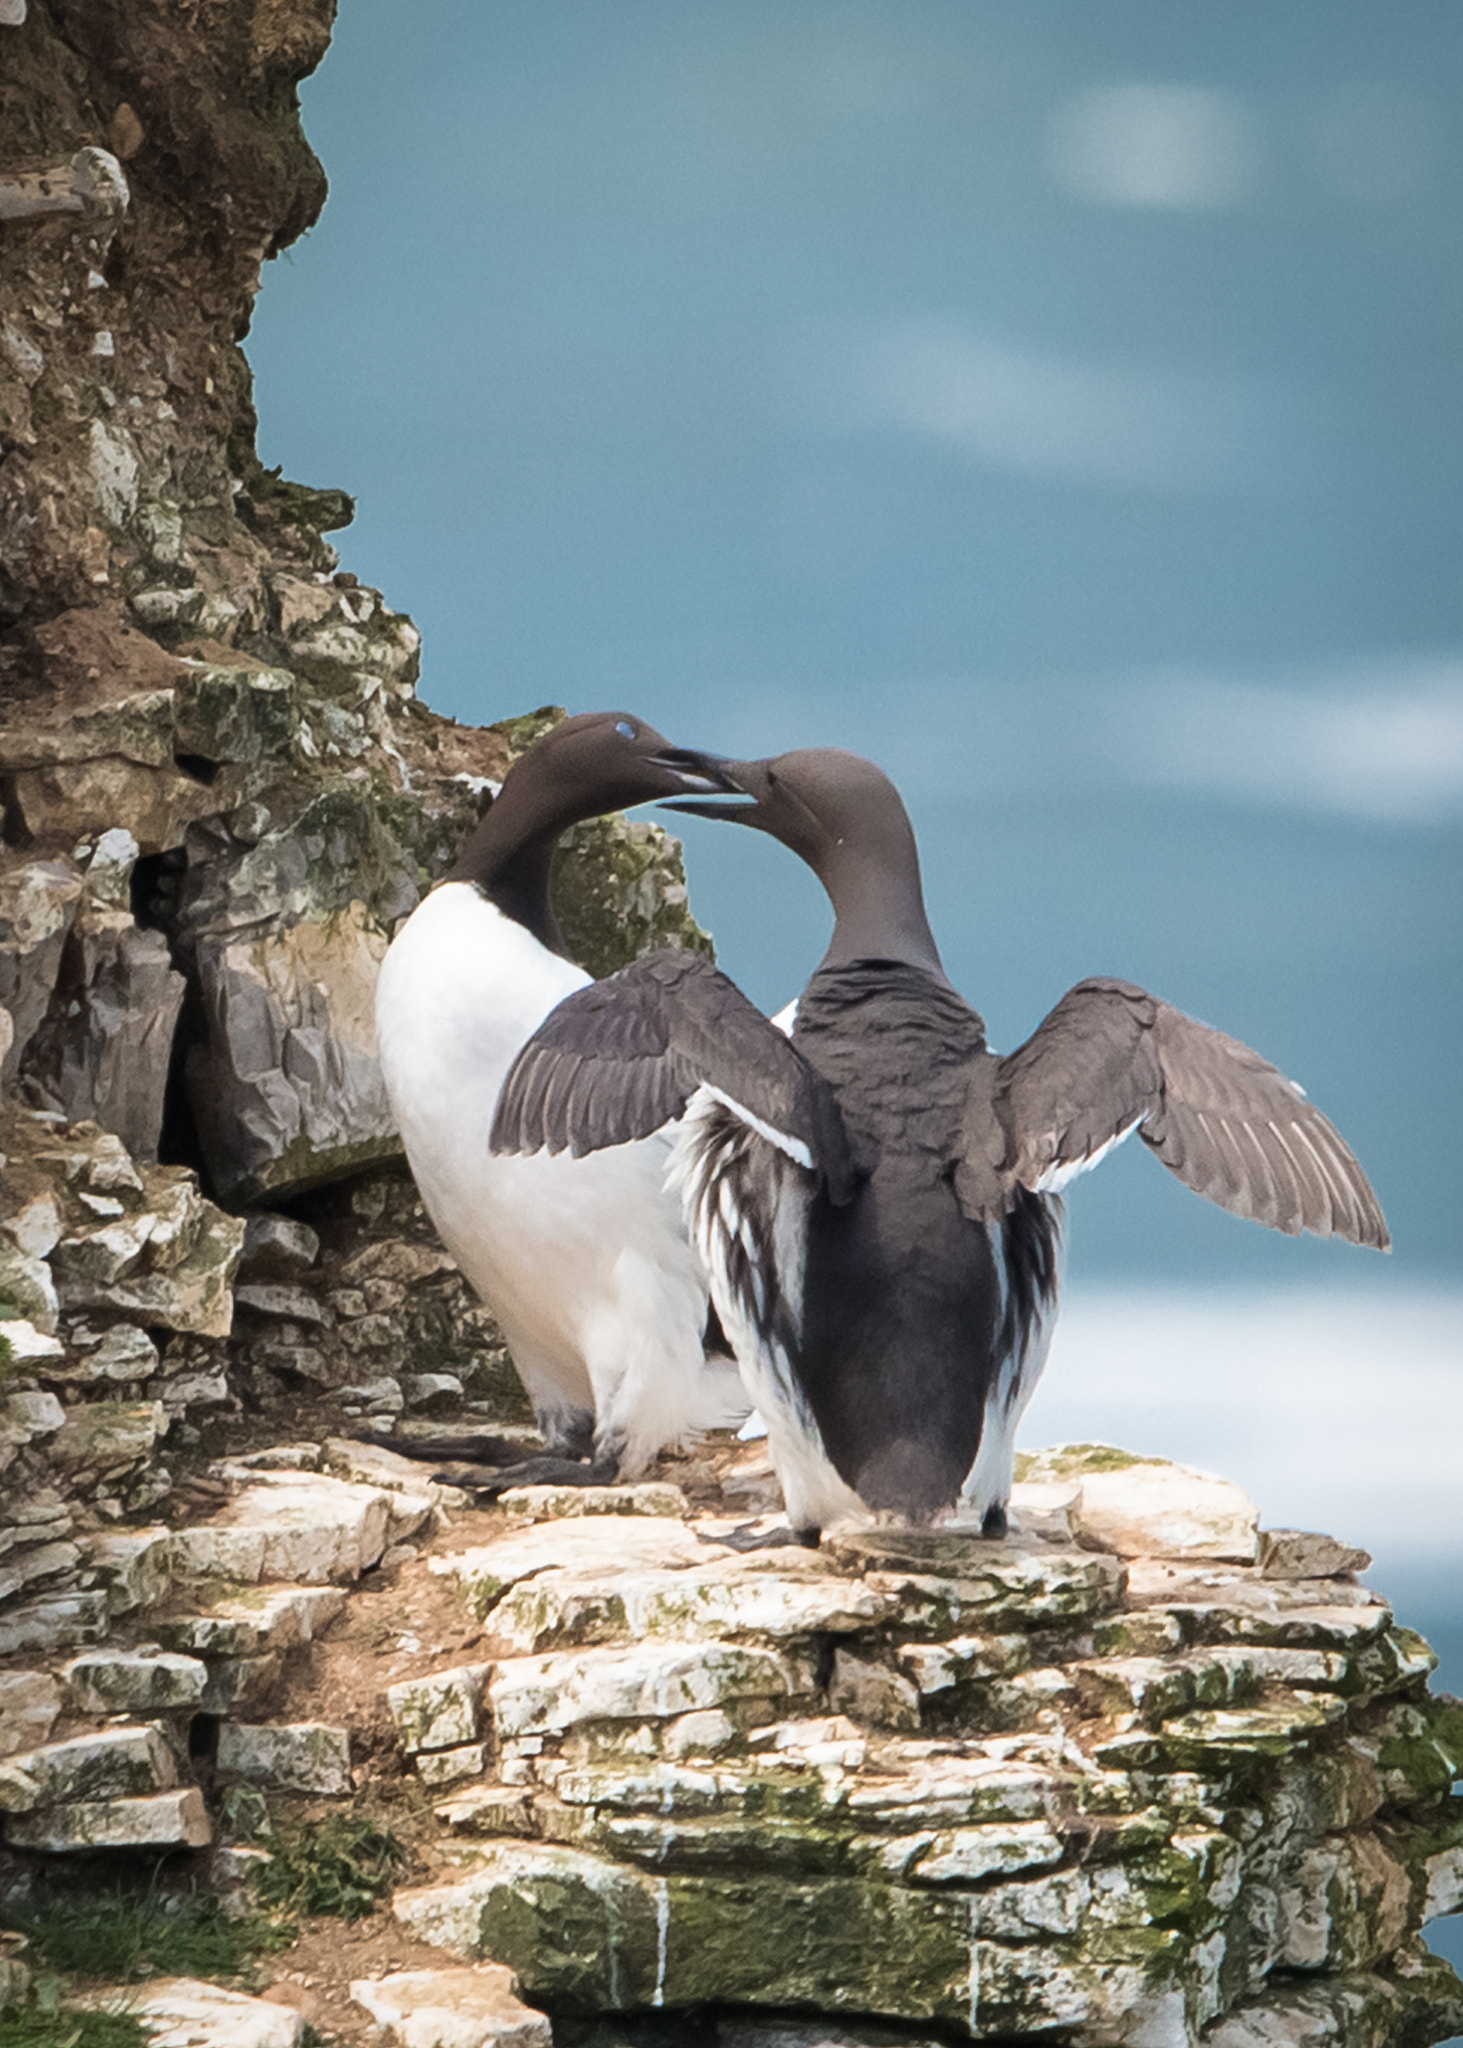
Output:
[
  {"xmin": 1, "ymin": 1437, "xmax": 1460, "ymax": 2046},
  {"xmin": 390, "ymin": 1473, "xmax": 1463, "ymax": 2046}
]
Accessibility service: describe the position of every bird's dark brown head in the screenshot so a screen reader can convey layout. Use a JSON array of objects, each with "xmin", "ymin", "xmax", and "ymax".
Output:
[
  {"xmin": 664, "ymin": 745, "xmax": 946, "ymax": 977},
  {"xmin": 449, "ymin": 711, "xmax": 738, "ymax": 947},
  {"xmin": 496, "ymin": 711, "xmax": 739, "ymax": 828}
]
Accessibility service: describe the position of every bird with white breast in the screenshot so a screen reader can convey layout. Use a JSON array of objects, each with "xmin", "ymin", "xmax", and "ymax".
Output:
[{"xmin": 373, "ymin": 711, "xmax": 748, "ymax": 1486}]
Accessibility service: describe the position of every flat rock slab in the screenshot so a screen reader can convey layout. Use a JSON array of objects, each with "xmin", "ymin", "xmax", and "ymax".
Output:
[
  {"xmin": 394, "ymin": 1839, "xmax": 980, "ymax": 2026},
  {"xmin": 351, "ymin": 1964, "xmax": 551, "ymax": 2048},
  {"xmin": 73, "ymin": 1976, "xmax": 302, "ymax": 2047},
  {"xmin": 0, "ymin": 1723, "xmax": 176, "ymax": 1811},
  {"xmin": 156, "ymin": 1583, "xmax": 347, "ymax": 1658},
  {"xmin": 170, "ymin": 1473, "xmax": 431, "ymax": 1584},
  {"xmin": 1019, "ymin": 1444, "xmax": 1260, "ymax": 1563},
  {"xmin": 0, "ymin": 1589, "xmax": 110, "ymax": 1656},
  {"xmin": 9, "ymin": 1787, "xmax": 211, "ymax": 1852},
  {"xmin": 489, "ymin": 1638, "xmax": 812, "ymax": 1738},
  {"xmin": 417, "ymin": 1744, "xmax": 488, "ymax": 1788},
  {"xmin": 908, "ymin": 1819, "xmax": 1066, "ymax": 1884},
  {"xmin": 1259, "ymin": 1529, "xmax": 1372, "ymax": 1579},
  {"xmin": 217, "ymin": 1720, "xmax": 352, "ymax": 1794},
  {"xmin": 433, "ymin": 1515, "xmax": 729, "ymax": 1619},
  {"xmin": 494, "ymin": 1482, "xmax": 688, "ymax": 1519},
  {"xmin": 62, "ymin": 1646, "xmax": 208, "ymax": 1712},
  {"xmin": 491, "ymin": 1556, "xmax": 896, "ymax": 1653},
  {"xmin": 844, "ymin": 1554, "xmax": 1124, "ymax": 1630},
  {"xmin": 322, "ymin": 1437, "xmax": 458, "ymax": 1504}
]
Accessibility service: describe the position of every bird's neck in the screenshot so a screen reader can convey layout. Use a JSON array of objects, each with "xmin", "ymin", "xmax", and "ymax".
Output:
[
  {"xmin": 817, "ymin": 846, "xmax": 947, "ymax": 981},
  {"xmin": 448, "ymin": 780, "xmax": 577, "ymax": 957}
]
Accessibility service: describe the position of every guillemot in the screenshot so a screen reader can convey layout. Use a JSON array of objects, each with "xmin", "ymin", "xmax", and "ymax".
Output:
[
  {"xmin": 490, "ymin": 746, "xmax": 1388, "ymax": 1539},
  {"xmin": 372, "ymin": 711, "xmax": 748, "ymax": 1485}
]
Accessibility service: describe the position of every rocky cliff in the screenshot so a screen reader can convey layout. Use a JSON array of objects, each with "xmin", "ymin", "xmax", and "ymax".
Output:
[{"xmin": 1, "ymin": 3, "xmax": 1461, "ymax": 2045}]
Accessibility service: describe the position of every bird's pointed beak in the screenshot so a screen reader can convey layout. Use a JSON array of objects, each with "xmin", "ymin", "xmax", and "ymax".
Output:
[{"xmin": 654, "ymin": 749, "xmax": 764, "ymax": 822}]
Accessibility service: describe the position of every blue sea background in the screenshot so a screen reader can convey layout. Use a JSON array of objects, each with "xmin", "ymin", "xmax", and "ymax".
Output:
[{"xmin": 246, "ymin": 0, "xmax": 1463, "ymax": 1995}]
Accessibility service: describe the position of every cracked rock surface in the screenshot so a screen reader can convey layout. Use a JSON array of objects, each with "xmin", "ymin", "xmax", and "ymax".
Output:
[{"xmin": 1, "ymin": 1418, "xmax": 1461, "ymax": 2046}]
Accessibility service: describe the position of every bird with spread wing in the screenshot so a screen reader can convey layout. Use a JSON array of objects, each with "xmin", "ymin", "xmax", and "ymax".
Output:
[{"xmin": 492, "ymin": 747, "xmax": 1388, "ymax": 1542}]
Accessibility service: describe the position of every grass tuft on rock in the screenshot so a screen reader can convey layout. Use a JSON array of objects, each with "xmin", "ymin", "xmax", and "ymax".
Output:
[
  {"xmin": 249, "ymin": 1813, "xmax": 407, "ymax": 1922},
  {"xmin": 1, "ymin": 2013, "xmax": 149, "ymax": 2048},
  {"xmin": 14, "ymin": 1885, "xmax": 261, "ymax": 1985}
]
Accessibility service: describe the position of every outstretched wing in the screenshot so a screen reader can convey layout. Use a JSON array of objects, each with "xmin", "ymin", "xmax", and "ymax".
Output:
[
  {"xmin": 958, "ymin": 976, "xmax": 1388, "ymax": 1247},
  {"xmin": 490, "ymin": 950, "xmax": 855, "ymax": 1202}
]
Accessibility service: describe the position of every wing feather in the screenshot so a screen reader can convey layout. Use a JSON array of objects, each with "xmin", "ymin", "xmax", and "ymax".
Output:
[
  {"xmin": 965, "ymin": 976, "xmax": 1388, "ymax": 1248},
  {"xmin": 490, "ymin": 950, "xmax": 856, "ymax": 1201}
]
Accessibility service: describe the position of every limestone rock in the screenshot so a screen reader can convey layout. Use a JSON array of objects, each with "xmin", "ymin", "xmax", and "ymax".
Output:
[
  {"xmin": 72, "ymin": 1977, "xmax": 302, "ymax": 2047},
  {"xmin": 0, "ymin": 1387, "xmax": 65, "ymax": 1444},
  {"xmin": 1019, "ymin": 1443, "xmax": 1261, "ymax": 1562},
  {"xmin": 42, "ymin": 1321, "xmax": 160, "ymax": 1384},
  {"xmin": 0, "ymin": 1589, "xmax": 110, "ymax": 1656},
  {"xmin": 490, "ymin": 1555, "xmax": 895, "ymax": 1654},
  {"xmin": 8, "ymin": 1787, "xmax": 212, "ymax": 1853},
  {"xmin": 216, "ymin": 1720, "xmax": 352, "ymax": 1794},
  {"xmin": 0, "ymin": 1722, "xmax": 176, "ymax": 1810},
  {"xmin": 394, "ymin": 1839, "xmax": 979, "ymax": 2025},
  {"xmin": 155, "ymin": 1583, "xmax": 346, "ymax": 1658},
  {"xmin": 186, "ymin": 899, "xmax": 398, "ymax": 1204},
  {"xmin": 0, "ymin": 1240, "xmax": 59, "ymax": 1332},
  {"xmin": 1, "ymin": 1319, "xmax": 62, "ymax": 1367},
  {"xmin": 323, "ymin": 1435, "xmax": 459, "ymax": 1506},
  {"xmin": 351, "ymin": 1964, "xmax": 552, "ymax": 2048},
  {"xmin": 170, "ymin": 1471, "xmax": 428, "ymax": 1584},
  {"xmin": 44, "ymin": 1397, "xmax": 165, "ymax": 1472},
  {"xmin": 239, "ymin": 1212, "xmax": 321, "ymax": 1279},
  {"xmin": 1259, "ymin": 1528, "xmax": 1372, "ymax": 1579},
  {"xmin": 488, "ymin": 1639, "xmax": 812, "ymax": 1740},
  {"xmin": 433, "ymin": 1515, "xmax": 724, "ymax": 1619},
  {"xmin": 62, "ymin": 1645, "xmax": 208, "ymax": 1712},
  {"xmin": 417, "ymin": 1744, "xmax": 488, "ymax": 1789},
  {"xmin": 552, "ymin": 810, "xmax": 714, "ymax": 979},
  {"xmin": 1005, "ymin": 1476, "xmax": 1080, "ymax": 1542},
  {"xmin": 0, "ymin": 1669, "xmax": 61, "ymax": 1756},
  {"xmin": 387, "ymin": 1664, "xmax": 491, "ymax": 1753},
  {"xmin": 84, "ymin": 1524, "xmax": 175, "ymax": 1612},
  {"xmin": 827, "ymin": 1648, "xmax": 922, "ymax": 1731},
  {"xmin": 496, "ymin": 1482, "xmax": 689, "ymax": 1520},
  {"xmin": 53, "ymin": 1182, "xmax": 244, "ymax": 1338},
  {"xmin": 909, "ymin": 1819, "xmax": 1067, "ymax": 1884},
  {"xmin": 22, "ymin": 902, "xmax": 185, "ymax": 1159},
  {"xmin": 0, "ymin": 857, "xmax": 83, "ymax": 1082}
]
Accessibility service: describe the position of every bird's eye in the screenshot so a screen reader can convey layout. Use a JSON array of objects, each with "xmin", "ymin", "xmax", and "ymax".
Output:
[{"xmin": 615, "ymin": 719, "xmax": 637, "ymax": 739}]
